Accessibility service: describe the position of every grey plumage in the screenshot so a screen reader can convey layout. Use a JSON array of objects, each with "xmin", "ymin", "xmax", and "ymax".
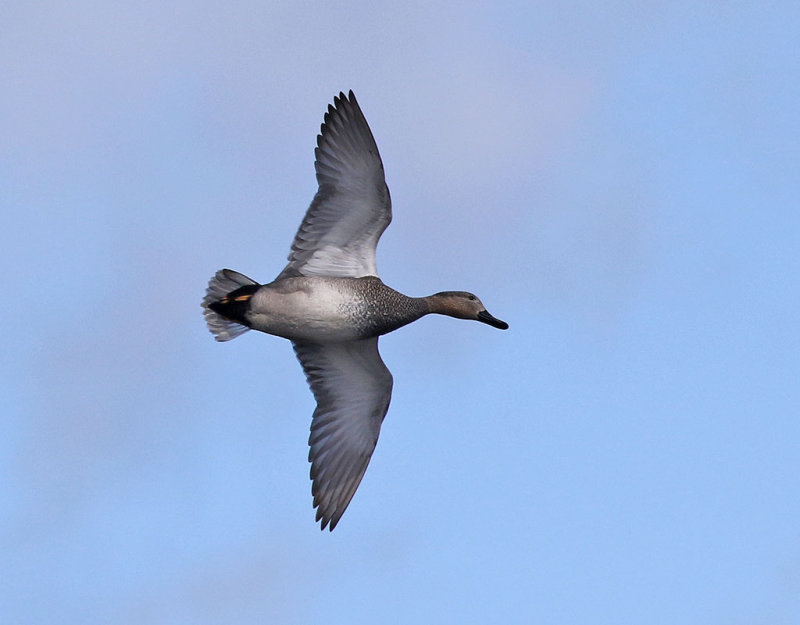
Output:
[{"xmin": 203, "ymin": 91, "xmax": 507, "ymax": 530}]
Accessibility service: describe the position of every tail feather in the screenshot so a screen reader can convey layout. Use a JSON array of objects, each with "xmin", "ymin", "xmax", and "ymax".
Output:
[{"xmin": 202, "ymin": 269, "xmax": 258, "ymax": 341}]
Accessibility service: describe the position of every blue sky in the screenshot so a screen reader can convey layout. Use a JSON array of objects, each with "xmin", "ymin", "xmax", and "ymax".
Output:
[{"xmin": 2, "ymin": 2, "xmax": 800, "ymax": 623}]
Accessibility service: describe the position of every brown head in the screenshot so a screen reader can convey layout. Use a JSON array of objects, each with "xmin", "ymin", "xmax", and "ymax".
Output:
[{"xmin": 426, "ymin": 291, "xmax": 508, "ymax": 329}]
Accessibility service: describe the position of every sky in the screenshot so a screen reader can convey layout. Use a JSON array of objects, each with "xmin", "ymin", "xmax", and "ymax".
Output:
[{"xmin": 2, "ymin": 2, "xmax": 800, "ymax": 623}]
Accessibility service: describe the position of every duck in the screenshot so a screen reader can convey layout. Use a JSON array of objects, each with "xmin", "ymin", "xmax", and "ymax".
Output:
[{"xmin": 202, "ymin": 91, "xmax": 508, "ymax": 530}]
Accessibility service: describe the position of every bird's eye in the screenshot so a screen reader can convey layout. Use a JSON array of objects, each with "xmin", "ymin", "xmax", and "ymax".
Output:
[{"xmin": 468, "ymin": 295, "xmax": 476, "ymax": 301}]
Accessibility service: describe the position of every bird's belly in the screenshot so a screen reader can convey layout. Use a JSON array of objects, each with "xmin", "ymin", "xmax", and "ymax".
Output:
[{"xmin": 247, "ymin": 284, "xmax": 367, "ymax": 342}]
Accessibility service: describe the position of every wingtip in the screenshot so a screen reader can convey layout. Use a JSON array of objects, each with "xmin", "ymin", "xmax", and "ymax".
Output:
[
  {"xmin": 331, "ymin": 89, "xmax": 358, "ymax": 109},
  {"xmin": 315, "ymin": 506, "xmax": 338, "ymax": 531}
]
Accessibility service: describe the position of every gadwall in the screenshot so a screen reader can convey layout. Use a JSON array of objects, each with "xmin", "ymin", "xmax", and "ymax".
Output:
[{"xmin": 203, "ymin": 91, "xmax": 508, "ymax": 530}]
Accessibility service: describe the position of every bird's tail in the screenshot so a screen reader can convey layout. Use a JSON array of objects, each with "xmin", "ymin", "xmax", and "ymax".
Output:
[{"xmin": 202, "ymin": 269, "xmax": 259, "ymax": 342}]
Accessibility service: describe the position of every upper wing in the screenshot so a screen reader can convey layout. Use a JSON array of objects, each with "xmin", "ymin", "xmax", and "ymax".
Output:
[
  {"xmin": 277, "ymin": 91, "xmax": 392, "ymax": 280},
  {"xmin": 292, "ymin": 338, "xmax": 393, "ymax": 530}
]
